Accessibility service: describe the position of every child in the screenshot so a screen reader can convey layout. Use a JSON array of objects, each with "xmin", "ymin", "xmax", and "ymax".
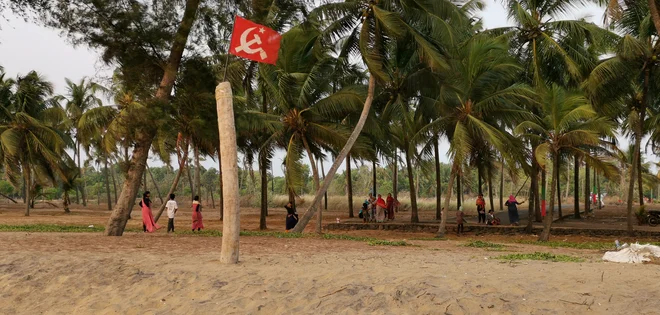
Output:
[
  {"xmin": 487, "ymin": 209, "xmax": 496, "ymax": 226},
  {"xmin": 165, "ymin": 194, "xmax": 178, "ymax": 233},
  {"xmin": 456, "ymin": 206, "xmax": 465, "ymax": 236}
]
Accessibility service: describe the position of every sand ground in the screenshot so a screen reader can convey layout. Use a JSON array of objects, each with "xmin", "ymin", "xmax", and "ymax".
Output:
[
  {"xmin": 1, "ymin": 231, "xmax": 660, "ymax": 315},
  {"xmin": 1, "ymin": 204, "xmax": 660, "ymax": 314}
]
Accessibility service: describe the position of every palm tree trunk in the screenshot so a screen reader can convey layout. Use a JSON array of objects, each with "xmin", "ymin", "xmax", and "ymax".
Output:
[
  {"xmin": 585, "ymin": 160, "xmax": 590, "ymax": 214},
  {"xmin": 627, "ymin": 129, "xmax": 642, "ymax": 235},
  {"xmin": 143, "ymin": 169, "xmax": 148, "ymax": 192},
  {"xmin": 111, "ymin": 163, "xmax": 118, "ymax": 203},
  {"xmin": 488, "ymin": 171, "xmax": 494, "ymax": 212},
  {"xmin": 259, "ymin": 151, "xmax": 268, "ymax": 230},
  {"xmin": 210, "ymin": 183, "xmax": 215, "ymax": 208},
  {"xmin": 346, "ymin": 154, "xmax": 354, "ymax": 218},
  {"xmin": 393, "ymin": 150, "xmax": 398, "ymax": 201},
  {"xmin": 23, "ymin": 164, "xmax": 30, "ymax": 216},
  {"xmin": 0, "ymin": 192, "xmax": 17, "ymax": 203},
  {"xmin": 437, "ymin": 160, "xmax": 457, "ymax": 237},
  {"xmin": 434, "ymin": 139, "xmax": 441, "ymax": 220},
  {"xmin": 194, "ymin": 146, "xmax": 202, "ymax": 201},
  {"xmin": 74, "ymin": 147, "xmax": 79, "ymax": 204},
  {"xmin": 372, "ymin": 160, "xmax": 377, "ymax": 196},
  {"xmin": 456, "ymin": 172, "xmax": 462, "ymax": 208},
  {"xmin": 154, "ymin": 145, "xmax": 189, "ymax": 222},
  {"xmin": 80, "ymin": 143, "xmax": 87, "ymax": 207},
  {"xmin": 186, "ymin": 163, "xmax": 194, "ymax": 200},
  {"xmin": 302, "ymin": 137, "xmax": 321, "ymax": 234},
  {"xmin": 537, "ymin": 169, "xmax": 545, "ymax": 222},
  {"xmin": 565, "ymin": 159, "xmax": 571, "ymax": 199},
  {"xmin": 291, "ymin": 76, "xmax": 375, "ymax": 233},
  {"xmin": 97, "ymin": 185, "xmax": 100, "ymax": 206},
  {"xmin": 539, "ymin": 152, "xmax": 559, "ymax": 241},
  {"xmin": 574, "ymin": 154, "xmax": 580, "ymax": 218},
  {"xmin": 216, "ymin": 82, "xmax": 240, "ymax": 264},
  {"xmin": 320, "ymin": 158, "xmax": 327, "ymax": 210},
  {"xmin": 147, "ymin": 165, "xmax": 163, "ymax": 204},
  {"xmin": 637, "ymin": 151, "xmax": 644, "ymax": 205},
  {"xmin": 556, "ymin": 157, "xmax": 562, "ymax": 219},
  {"xmin": 105, "ymin": 158, "xmax": 112, "ymax": 210},
  {"xmin": 597, "ymin": 170, "xmax": 602, "ymax": 209},
  {"xmin": 499, "ymin": 158, "xmax": 504, "ymax": 210},
  {"xmin": 526, "ymin": 158, "xmax": 538, "ymax": 233},
  {"xmin": 63, "ymin": 190, "xmax": 70, "ymax": 213},
  {"xmin": 406, "ymin": 148, "xmax": 419, "ymax": 223},
  {"xmin": 477, "ymin": 168, "xmax": 483, "ymax": 195}
]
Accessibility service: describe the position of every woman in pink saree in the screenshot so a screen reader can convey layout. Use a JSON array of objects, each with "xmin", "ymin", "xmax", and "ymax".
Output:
[
  {"xmin": 192, "ymin": 195, "xmax": 204, "ymax": 231},
  {"xmin": 140, "ymin": 191, "xmax": 160, "ymax": 233}
]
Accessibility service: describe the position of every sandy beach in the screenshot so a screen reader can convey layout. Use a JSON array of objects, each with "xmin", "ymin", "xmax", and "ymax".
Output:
[{"xmin": 1, "ymin": 230, "xmax": 659, "ymax": 315}]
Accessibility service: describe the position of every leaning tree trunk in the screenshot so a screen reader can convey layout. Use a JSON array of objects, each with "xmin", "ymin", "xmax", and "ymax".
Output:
[
  {"xmin": 320, "ymin": 158, "xmax": 327, "ymax": 210},
  {"xmin": 346, "ymin": 154, "xmax": 354, "ymax": 218},
  {"xmin": 147, "ymin": 165, "xmax": 163, "ymax": 204},
  {"xmin": 216, "ymin": 82, "xmax": 240, "ymax": 264},
  {"xmin": 539, "ymin": 151, "xmax": 559, "ymax": 241},
  {"xmin": 104, "ymin": 0, "xmax": 200, "ymax": 236},
  {"xmin": 0, "ymin": 192, "xmax": 17, "ymax": 204},
  {"xmin": 291, "ymin": 76, "xmax": 375, "ymax": 233},
  {"xmin": 649, "ymin": 0, "xmax": 660, "ymax": 36},
  {"xmin": 111, "ymin": 163, "xmax": 118, "ymax": 203},
  {"xmin": 63, "ymin": 190, "xmax": 70, "ymax": 213},
  {"xmin": 637, "ymin": 151, "xmax": 644, "ymax": 206},
  {"xmin": 434, "ymin": 139, "xmax": 442, "ymax": 220},
  {"xmin": 105, "ymin": 158, "xmax": 112, "ymax": 210},
  {"xmin": 456, "ymin": 172, "xmax": 462, "ymax": 208},
  {"xmin": 574, "ymin": 154, "xmax": 580, "ymax": 218},
  {"xmin": 302, "ymin": 137, "xmax": 321, "ymax": 234},
  {"xmin": 437, "ymin": 159, "xmax": 457, "ymax": 237},
  {"xmin": 393, "ymin": 150, "xmax": 398, "ymax": 201},
  {"xmin": 406, "ymin": 148, "xmax": 419, "ymax": 223},
  {"xmin": 597, "ymin": 171, "xmax": 602, "ymax": 210},
  {"xmin": 538, "ymin": 168, "xmax": 545, "ymax": 222},
  {"xmin": 154, "ymin": 146, "xmax": 189, "ymax": 222},
  {"xmin": 259, "ymin": 150, "xmax": 268, "ymax": 230},
  {"xmin": 186, "ymin": 163, "xmax": 194, "ymax": 200}
]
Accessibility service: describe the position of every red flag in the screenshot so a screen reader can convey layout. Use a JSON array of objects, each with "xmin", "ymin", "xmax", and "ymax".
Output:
[{"xmin": 229, "ymin": 16, "xmax": 282, "ymax": 65}]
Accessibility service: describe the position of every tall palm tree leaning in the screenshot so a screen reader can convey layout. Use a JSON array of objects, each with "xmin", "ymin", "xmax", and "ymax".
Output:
[
  {"xmin": 290, "ymin": 0, "xmax": 468, "ymax": 233},
  {"xmin": 515, "ymin": 85, "xmax": 615, "ymax": 241}
]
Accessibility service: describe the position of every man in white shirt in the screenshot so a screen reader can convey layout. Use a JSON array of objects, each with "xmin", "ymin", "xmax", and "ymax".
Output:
[{"xmin": 166, "ymin": 194, "xmax": 178, "ymax": 233}]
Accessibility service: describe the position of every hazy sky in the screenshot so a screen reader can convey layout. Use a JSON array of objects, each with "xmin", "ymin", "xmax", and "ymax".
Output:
[{"xmin": 2, "ymin": 1, "xmax": 640, "ymax": 177}]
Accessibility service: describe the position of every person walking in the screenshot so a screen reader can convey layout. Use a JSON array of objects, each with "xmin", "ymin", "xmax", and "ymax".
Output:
[
  {"xmin": 165, "ymin": 194, "xmax": 178, "ymax": 233},
  {"xmin": 505, "ymin": 195, "xmax": 524, "ymax": 226},
  {"xmin": 191, "ymin": 196, "xmax": 204, "ymax": 232},
  {"xmin": 139, "ymin": 191, "xmax": 160, "ymax": 233}
]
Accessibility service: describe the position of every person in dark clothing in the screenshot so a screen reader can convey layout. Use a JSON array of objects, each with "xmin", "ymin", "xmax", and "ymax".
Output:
[
  {"xmin": 476, "ymin": 193, "xmax": 486, "ymax": 224},
  {"xmin": 285, "ymin": 202, "xmax": 298, "ymax": 231},
  {"xmin": 505, "ymin": 195, "xmax": 524, "ymax": 226}
]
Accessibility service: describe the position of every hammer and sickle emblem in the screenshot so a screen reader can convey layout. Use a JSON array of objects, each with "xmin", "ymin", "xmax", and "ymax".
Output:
[{"xmin": 235, "ymin": 27, "xmax": 268, "ymax": 60}]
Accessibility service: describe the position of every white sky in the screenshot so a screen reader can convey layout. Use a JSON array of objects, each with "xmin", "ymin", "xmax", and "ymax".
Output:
[{"xmin": 1, "ymin": 1, "xmax": 653, "ymax": 176}]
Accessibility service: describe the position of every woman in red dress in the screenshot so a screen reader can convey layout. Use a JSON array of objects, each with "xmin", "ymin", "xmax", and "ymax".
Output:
[{"xmin": 191, "ymin": 195, "xmax": 204, "ymax": 231}]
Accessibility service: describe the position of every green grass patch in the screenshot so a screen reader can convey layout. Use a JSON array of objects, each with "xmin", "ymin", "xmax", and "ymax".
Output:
[
  {"xmin": 366, "ymin": 239, "xmax": 409, "ymax": 246},
  {"xmin": 495, "ymin": 252, "xmax": 584, "ymax": 262},
  {"xmin": 464, "ymin": 240, "xmax": 505, "ymax": 249},
  {"xmin": 0, "ymin": 224, "xmax": 105, "ymax": 233},
  {"xmin": 514, "ymin": 240, "xmax": 612, "ymax": 250}
]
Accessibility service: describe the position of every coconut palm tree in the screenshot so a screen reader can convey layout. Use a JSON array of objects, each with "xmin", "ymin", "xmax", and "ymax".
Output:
[
  {"xmin": 586, "ymin": 1, "xmax": 660, "ymax": 235},
  {"xmin": 61, "ymin": 77, "xmax": 106, "ymax": 206},
  {"xmin": 515, "ymin": 85, "xmax": 615, "ymax": 241},
  {"xmin": 0, "ymin": 71, "xmax": 73, "ymax": 216}
]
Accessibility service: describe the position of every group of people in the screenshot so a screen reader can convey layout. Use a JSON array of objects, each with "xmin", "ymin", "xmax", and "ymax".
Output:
[
  {"xmin": 360, "ymin": 193, "xmax": 399, "ymax": 223},
  {"xmin": 140, "ymin": 191, "xmax": 205, "ymax": 233},
  {"xmin": 455, "ymin": 194, "xmax": 524, "ymax": 235}
]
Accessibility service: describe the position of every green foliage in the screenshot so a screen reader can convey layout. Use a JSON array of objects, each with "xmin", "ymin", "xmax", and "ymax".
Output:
[
  {"xmin": 495, "ymin": 252, "xmax": 584, "ymax": 262},
  {"xmin": 366, "ymin": 239, "xmax": 409, "ymax": 246},
  {"xmin": 514, "ymin": 240, "xmax": 613, "ymax": 250},
  {"xmin": 0, "ymin": 224, "xmax": 105, "ymax": 233}
]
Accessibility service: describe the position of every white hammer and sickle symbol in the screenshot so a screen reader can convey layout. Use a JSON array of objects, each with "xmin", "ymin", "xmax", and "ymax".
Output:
[{"xmin": 235, "ymin": 27, "xmax": 268, "ymax": 60}]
